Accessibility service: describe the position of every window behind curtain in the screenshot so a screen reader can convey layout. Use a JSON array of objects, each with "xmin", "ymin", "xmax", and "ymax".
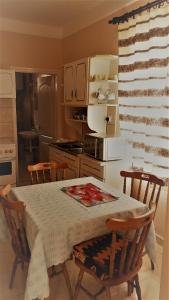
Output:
[{"xmin": 118, "ymin": 2, "xmax": 169, "ymax": 178}]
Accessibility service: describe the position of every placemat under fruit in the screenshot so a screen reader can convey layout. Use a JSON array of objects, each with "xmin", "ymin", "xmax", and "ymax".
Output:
[{"xmin": 61, "ymin": 183, "xmax": 119, "ymax": 207}]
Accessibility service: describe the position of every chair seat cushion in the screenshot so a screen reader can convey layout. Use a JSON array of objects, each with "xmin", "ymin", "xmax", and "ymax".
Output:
[{"xmin": 73, "ymin": 233, "xmax": 123, "ymax": 280}]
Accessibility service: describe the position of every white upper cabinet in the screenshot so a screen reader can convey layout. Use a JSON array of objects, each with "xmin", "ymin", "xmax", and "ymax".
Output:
[
  {"xmin": 63, "ymin": 55, "xmax": 119, "ymax": 135},
  {"xmin": 64, "ymin": 55, "xmax": 118, "ymax": 106},
  {"xmin": 0, "ymin": 69, "xmax": 16, "ymax": 98},
  {"xmin": 88, "ymin": 55, "xmax": 118, "ymax": 105}
]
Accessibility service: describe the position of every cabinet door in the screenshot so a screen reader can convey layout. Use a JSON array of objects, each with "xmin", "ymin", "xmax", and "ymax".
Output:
[
  {"xmin": 80, "ymin": 169, "xmax": 103, "ymax": 181},
  {"xmin": 74, "ymin": 59, "xmax": 88, "ymax": 105},
  {"xmin": 49, "ymin": 147, "xmax": 79, "ymax": 180},
  {"xmin": 64, "ymin": 153, "xmax": 79, "ymax": 179},
  {"xmin": 64, "ymin": 166, "xmax": 78, "ymax": 180},
  {"xmin": 49, "ymin": 147, "xmax": 65, "ymax": 164},
  {"xmin": 80, "ymin": 155, "xmax": 103, "ymax": 180},
  {"xmin": 0, "ymin": 70, "xmax": 16, "ymax": 98},
  {"xmin": 64, "ymin": 64, "xmax": 74, "ymax": 103}
]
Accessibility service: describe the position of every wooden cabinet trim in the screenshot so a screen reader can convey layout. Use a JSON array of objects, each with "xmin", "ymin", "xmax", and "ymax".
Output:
[
  {"xmin": 81, "ymin": 161, "xmax": 103, "ymax": 173},
  {"xmin": 80, "ymin": 170, "xmax": 103, "ymax": 181},
  {"xmin": 0, "ymin": 69, "xmax": 16, "ymax": 98},
  {"xmin": 49, "ymin": 147, "xmax": 80, "ymax": 178}
]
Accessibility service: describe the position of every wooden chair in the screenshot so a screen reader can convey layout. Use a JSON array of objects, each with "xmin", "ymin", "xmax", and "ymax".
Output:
[
  {"xmin": 120, "ymin": 170, "xmax": 165, "ymax": 269},
  {"xmin": 0, "ymin": 184, "xmax": 30, "ymax": 289},
  {"xmin": 0, "ymin": 185, "xmax": 73, "ymax": 299},
  {"xmin": 27, "ymin": 161, "xmax": 68, "ymax": 184},
  {"xmin": 73, "ymin": 208, "xmax": 155, "ymax": 300},
  {"xmin": 120, "ymin": 170, "xmax": 165, "ymax": 211}
]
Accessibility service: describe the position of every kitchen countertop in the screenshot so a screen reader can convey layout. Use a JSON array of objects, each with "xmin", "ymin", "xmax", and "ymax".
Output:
[
  {"xmin": 49, "ymin": 142, "xmax": 83, "ymax": 156},
  {"xmin": 49, "ymin": 144, "xmax": 122, "ymax": 164}
]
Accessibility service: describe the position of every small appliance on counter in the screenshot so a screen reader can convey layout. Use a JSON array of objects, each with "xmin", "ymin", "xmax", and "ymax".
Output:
[
  {"xmin": 50, "ymin": 140, "xmax": 84, "ymax": 155},
  {"xmin": 84, "ymin": 133, "xmax": 126, "ymax": 161}
]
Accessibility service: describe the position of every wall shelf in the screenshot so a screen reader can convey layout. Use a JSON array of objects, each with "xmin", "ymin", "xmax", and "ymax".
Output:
[
  {"xmin": 61, "ymin": 103, "xmax": 88, "ymax": 107},
  {"xmin": 90, "ymin": 103, "xmax": 118, "ymax": 106},
  {"xmin": 65, "ymin": 106, "xmax": 88, "ymax": 127},
  {"xmin": 89, "ymin": 80, "xmax": 117, "ymax": 83}
]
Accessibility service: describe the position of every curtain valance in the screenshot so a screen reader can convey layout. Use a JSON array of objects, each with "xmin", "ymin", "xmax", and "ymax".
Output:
[{"xmin": 109, "ymin": 0, "xmax": 168, "ymax": 24}]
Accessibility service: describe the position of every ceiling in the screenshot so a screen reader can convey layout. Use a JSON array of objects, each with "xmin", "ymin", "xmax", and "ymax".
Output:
[{"xmin": 0, "ymin": 0, "xmax": 136, "ymax": 38}]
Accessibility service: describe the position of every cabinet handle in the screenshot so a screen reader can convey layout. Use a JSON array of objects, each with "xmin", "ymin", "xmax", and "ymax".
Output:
[
  {"xmin": 75, "ymin": 89, "xmax": 77, "ymax": 98},
  {"xmin": 71, "ymin": 90, "xmax": 73, "ymax": 98}
]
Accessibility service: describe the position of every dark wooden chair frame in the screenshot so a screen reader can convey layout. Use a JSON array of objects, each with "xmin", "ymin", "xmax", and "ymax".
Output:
[
  {"xmin": 120, "ymin": 170, "xmax": 165, "ymax": 211},
  {"xmin": 120, "ymin": 170, "xmax": 165, "ymax": 270},
  {"xmin": 0, "ymin": 184, "xmax": 30, "ymax": 289},
  {"xmin": 27, "ymin": 161, "xmax": 68, "ymax": 184},
  {"xmin": 74, "ymin": 208, "xmax": 155, "ymax": 300},
  {"xmin": 0, "ymin": 184, "xmax": 73, "ymax": 299}
]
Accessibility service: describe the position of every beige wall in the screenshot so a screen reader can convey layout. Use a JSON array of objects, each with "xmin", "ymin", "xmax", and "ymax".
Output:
[
  {"xmin": 0, "ymin": 31, "xmax": 63, "ymax": 70},
  {"xmin": 154, "ymin": 188, "xmax": 168, "ymax": 242},
  {"xmin": 0, "ymin": 0, "xmax": 150, "ymax": 70},
  {"xmin": 62, "ymin": 0, "xmax": 149, "ymax": 64},
  {"xmin": 63, "ymin": 17, "xmax": 118, "ymax": 63},
  {"xmin": 160, "ymin": 180, "xmax": 169, "ymax": 300}
]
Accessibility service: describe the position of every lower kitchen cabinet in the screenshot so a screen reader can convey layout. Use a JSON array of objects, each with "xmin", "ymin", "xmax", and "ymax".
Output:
[
  {"xmin": 49, "ymin": 146, "xmax": 130, "ymax": 190},
  {"xmin": 49, "ymin": 146, "xmax": 79, "ymax": 180},
  {"xmin": 79, "ymin": 154, "xmax": 131, "ymax": 190},
  {"xmin": 79, "ymin": 155, "xmax": 104, "ymax": 181}
]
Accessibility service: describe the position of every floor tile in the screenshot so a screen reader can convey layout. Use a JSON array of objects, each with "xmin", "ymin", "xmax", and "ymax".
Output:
[{"xmin": 0, "ymin": 240, "xmax": 162, "ymax": 300}]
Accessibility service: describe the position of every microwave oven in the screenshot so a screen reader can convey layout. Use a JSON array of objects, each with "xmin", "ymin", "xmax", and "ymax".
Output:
[{"xmin": 84, "ymin": 133, "xmax": 125, "ymax": 161}]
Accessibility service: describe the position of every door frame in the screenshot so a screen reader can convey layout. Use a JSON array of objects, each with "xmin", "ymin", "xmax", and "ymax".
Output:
[{"xmin": 13, "ymin": 66, "xmax": 62, "ymax": 184}]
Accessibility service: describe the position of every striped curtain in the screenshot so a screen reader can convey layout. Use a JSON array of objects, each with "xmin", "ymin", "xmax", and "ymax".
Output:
[{"xmin": 118, "ymin": 1, "xmax": 169, "ymax": 178}]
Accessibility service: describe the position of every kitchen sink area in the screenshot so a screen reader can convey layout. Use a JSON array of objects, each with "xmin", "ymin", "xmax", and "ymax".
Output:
[{"xmin": 50, "ymin": 141, "xmax": 84, "ymax": 155}]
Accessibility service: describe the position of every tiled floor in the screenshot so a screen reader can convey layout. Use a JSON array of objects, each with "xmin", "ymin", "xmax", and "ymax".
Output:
[{"xmin": 0, "ymin": 240, "xmax": 162, "ymax": 300}]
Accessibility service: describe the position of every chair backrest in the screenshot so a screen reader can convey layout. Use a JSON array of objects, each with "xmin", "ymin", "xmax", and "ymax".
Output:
[
  {"xmin": 27, "ymin": 161, "xmax": 68, "ymax": 184},
  {"xmin": 0, "ymin": 184, "xmax": 30, "ymax": 260},
  {"xmin": 120, "ymin": 170, "xmax": 165, "ymax": 212},
  {"xmin": 106, "ymin": 208, "xmax": 155, "ymax": 281}
]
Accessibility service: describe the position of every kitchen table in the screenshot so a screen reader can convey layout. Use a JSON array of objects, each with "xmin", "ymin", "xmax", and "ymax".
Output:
[{"xmin": 12, "ymin": 177, "xmax": 156, "ymax": 300}]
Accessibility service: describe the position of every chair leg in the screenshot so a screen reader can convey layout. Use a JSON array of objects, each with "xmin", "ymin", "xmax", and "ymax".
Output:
[
  {"xmin": 74, "ymin": 269, "xmax": 84, "ymax": 300},
  {"xmin": 150, "ymin": 259, "xmax": 155, "ymax": 270},
  {"xmin": 62, "ymin": 263, "xmax": 73, "ymax": 300},
  {"xmin": 127, "ymin": 280, "xmax": 134, "ymax": 296},
  {"xmin": 105, "ymin": 286, "xmax": 111, "ymax": 300},
  {"xmin": 9, "ymin": 256, "xmax": 18, "ymax": 289},
  {"xmin": 134, "ymin": 274, "xmax": 142, "ymax": 300},
  {"xmin": 21, "ymin": 261, "xmax": 24, "ymax": 271}
]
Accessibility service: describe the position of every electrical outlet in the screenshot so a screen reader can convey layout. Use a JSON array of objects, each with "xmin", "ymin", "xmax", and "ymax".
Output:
[{"xmin": 105, "ymin": 117, "xmax": 109, "ymax": 123}]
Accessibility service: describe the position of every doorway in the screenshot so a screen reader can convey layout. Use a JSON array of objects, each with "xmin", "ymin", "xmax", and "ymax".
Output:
[{"xmin": 15, "ymin": 72, "xmax": 57, "ymax": 186}]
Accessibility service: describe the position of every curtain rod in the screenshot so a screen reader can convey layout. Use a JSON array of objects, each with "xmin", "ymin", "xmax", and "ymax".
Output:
[{"xmin": 109, "ymin": 0, "xmax": 168, "ymax": 24}]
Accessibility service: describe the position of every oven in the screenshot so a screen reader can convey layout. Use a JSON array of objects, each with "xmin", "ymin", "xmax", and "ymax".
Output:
[{"xmin": 0, "ymin": 143, "xmax": 16, "ymax": 187}]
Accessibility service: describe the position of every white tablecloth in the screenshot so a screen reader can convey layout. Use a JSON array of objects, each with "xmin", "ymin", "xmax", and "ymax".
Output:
[{"xmin": 12, "ymin": 177, "xmax": 156, "ymax": 300}]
